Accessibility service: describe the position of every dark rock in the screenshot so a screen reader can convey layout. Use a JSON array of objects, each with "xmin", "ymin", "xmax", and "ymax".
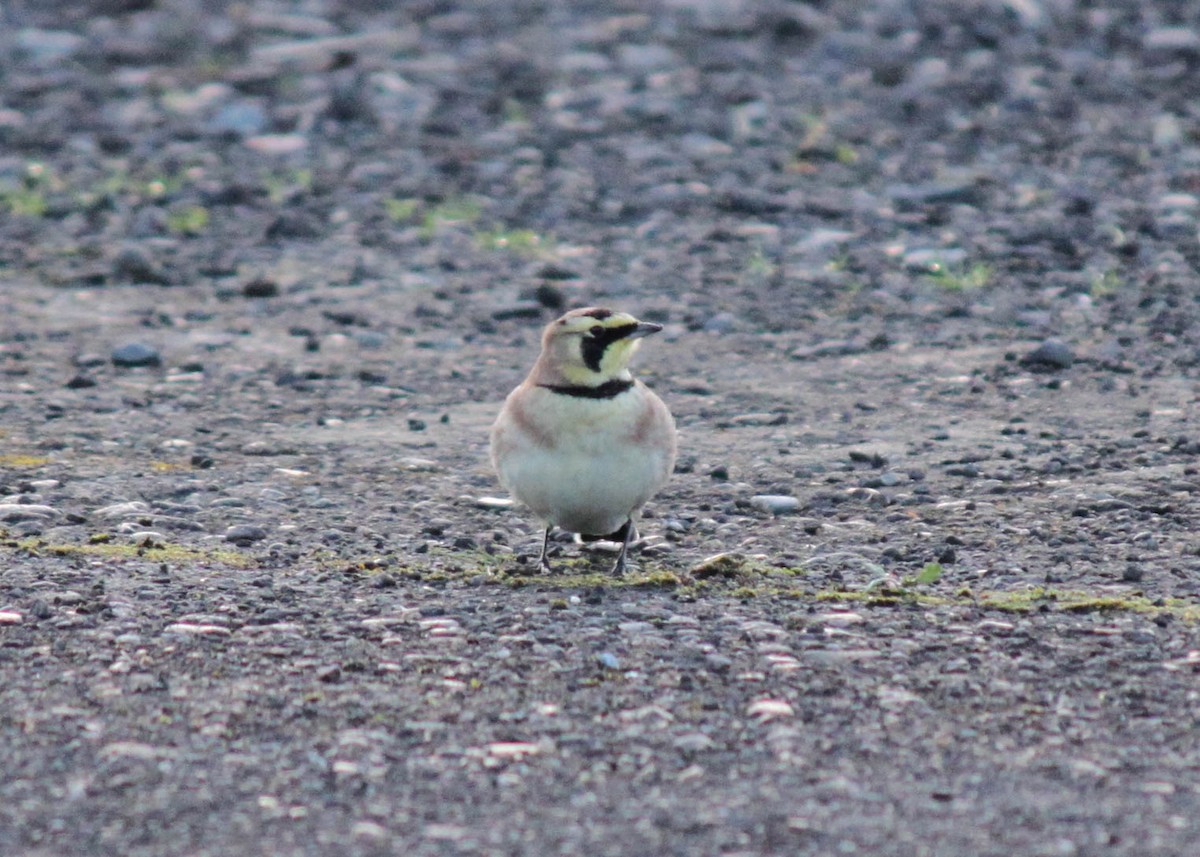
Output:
[
  {"xmin": 531, "ymin": 283, "xmax": 565, "ymax": 309},
  {"xmin": 492, "ymin": 302, "xmax": 544, "ymax": 321},
  {"xmin": 1021, "ymin": 339, "xmax": 1074, "ymax": 371},
  {"xmin": 945, "ymin": 464, "xmax": 980, "ymax": 478},
  {"xmin": 112, "ymin": 245, "xmax": 169, "ymax": 285},
  {"xmin": 536, "ymin": 264, "xmax": 580, "ymax": 281},
  {"xmin": 265, "ymin": 211, "xmax": 324, "ymax": 240},
  {"xmin": 890, "ymin": 182, "xmax": 982, "ymax": 208},
  {"xmin": 242, "ymin": 278, "xmax": 279, "ymax": 298},
  {"xmin": 65, "ymin": 374, "xmax": 97, "ymax": 389},
  {"xmin": 790, "ymin": 340, "xmax": 866, "ymax": 360}
]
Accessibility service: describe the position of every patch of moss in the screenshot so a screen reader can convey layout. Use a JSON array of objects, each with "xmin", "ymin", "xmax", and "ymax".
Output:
[
  {"xmin": 814, "ymin": 589, "xmax": 946, "ymax": 608},
  {"xmin": 500, "ymin": 567, "xmax": 681, "ymax": 589},
  {"xmin": 166, "ymin": 205, "xmax": 210, "ymax": 235},
  {"xmin": 813, "ymin": 585, "xmax": 1200, "ymax": 621},
  {"xmin": 0, "ymin": 454, "xmax": 52, "ymax": 468},
  {"xmin": 9, "ymin": 537, "xmax": 256, "ymax": 568},
  {"xmin": 974, "ymin": 587, "xmax": 1200, "ymax": 618},
  {"xmin": 927, "ymin": 261, "xmax": 992, "ymax": 291},
  {"xmin": 475, "ymin": 227, "xmax": 554, "ymax": 257}
]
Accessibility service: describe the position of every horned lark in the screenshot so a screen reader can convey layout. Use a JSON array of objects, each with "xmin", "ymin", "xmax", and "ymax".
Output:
[{"xmin": 490, "ymin": 307, "xmax": 676, "ymax": 574}]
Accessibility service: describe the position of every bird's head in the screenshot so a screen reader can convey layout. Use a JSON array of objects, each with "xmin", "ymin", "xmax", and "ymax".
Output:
[{"xmin": 538, "ymin": 307, "xmax": 663, "ymax": 385}]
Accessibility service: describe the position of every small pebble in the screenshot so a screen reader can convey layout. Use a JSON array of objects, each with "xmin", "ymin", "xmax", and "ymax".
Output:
[
  {"xmin": 15, "ymin": 28, "xmax": 86, "ymax": 63},
  {"xmin": 126, "ymin": 531, "xmax": 166, "ymax": 546},
  {"xmin": 111, "ymin": 342, "xmax": 162, "ymax": 368},
  {"xmin": 596, "ymin": 652, "xmax": 621, "ymax": 670},
  {"xmin": 904, "ymin": 247, "xmax": 968, "ymax": 271},
  {"xmin": 749, "ymin": 495, "xmax": 801, "ymax": 515},
  {"xmin": 746, "ymin": 699, "xmax": 794, "ymax": 721},
  {"xmin": 245, "ymin": 133, "xmax": 307, "ymax": 155},
  {"xmin": 96, "ymin": 501, "xmax": 151, "ymax": 518},
  {"xmin": 225, "ymin": 524, "xmax": 268, "ymax": 544},
  {"xmin": 207, "ymin": 101, "xmax": 269, "ymax": 137},
  {"xmin": 0, "ymin": 504, "xmax": 59, "ymax": 522},
  {"xmin": 673, "ymin": 733, "xmax": 716, "ymax": 752},
  {"xmin": 164, "ymin": 623, "xmax": 231, "ymax": 636},
  {"xmin": 703, "ymin": 312, "xmax": 737, "ymax": 334}
]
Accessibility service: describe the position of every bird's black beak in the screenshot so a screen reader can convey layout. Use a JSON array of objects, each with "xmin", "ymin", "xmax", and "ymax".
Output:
[{"xmin": 625, "ymin": 322, "xmax": 663, "ymax": 340}]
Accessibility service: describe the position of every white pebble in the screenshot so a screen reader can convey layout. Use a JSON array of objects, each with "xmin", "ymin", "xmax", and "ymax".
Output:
[{"xmin": 749, "ymin": 495, "xmax": 801, "ymax": 515}]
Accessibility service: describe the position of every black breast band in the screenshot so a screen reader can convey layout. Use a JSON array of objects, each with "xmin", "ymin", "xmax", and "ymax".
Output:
[{"xmin": 538, "ymin": 379, "xmax": 634, "ymax": 399}]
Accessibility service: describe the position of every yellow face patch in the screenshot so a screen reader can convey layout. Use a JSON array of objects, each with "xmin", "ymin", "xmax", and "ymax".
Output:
[{"xmin": 547, "ymin": 308, "xmax": 659, "ymax": 384}]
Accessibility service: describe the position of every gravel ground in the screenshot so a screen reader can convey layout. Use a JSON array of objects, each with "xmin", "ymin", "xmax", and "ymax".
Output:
[{"xmin": 4, "ymin": 1, "xmax": 1200, "ymax": 855}]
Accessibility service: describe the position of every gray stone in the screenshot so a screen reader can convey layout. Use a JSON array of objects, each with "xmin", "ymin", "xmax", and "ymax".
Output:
[
  {"xmin": 112, "ymin": 245, "xmax": 168, "ymax": 285},
  {"xmin": 95, "ymin": 501, "xmax": 151, "ymax": 518},
  {"xmin": 225, "ymin": 524, "xmax": 268, "ymax": 544},
  {"xmin": 16, "ymin": 28, "xmax": 85, "ymax": 63},
  {"xmin": 111, "ymin": 343, "xmax": 162, "ymax": 368},
  {"xmin": 703, "ymin": 312, "xmax": 737, "ymax": 334},
  {"xmin": 207, "ymin": 101, "xmax": 269, "ymax": 137},
  {"xmin": 1144, "ymin": 27, "xmax": 1200, "ymax": 55},
  {"xmin": 0, "ymin": 503, "xmax": 59, "ymax": 522}
]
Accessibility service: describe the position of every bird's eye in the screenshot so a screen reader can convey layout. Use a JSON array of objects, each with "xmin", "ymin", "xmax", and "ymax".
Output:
[{"xmin": 589, "ymin": 325, "xmax": 603, "ymax": 337}]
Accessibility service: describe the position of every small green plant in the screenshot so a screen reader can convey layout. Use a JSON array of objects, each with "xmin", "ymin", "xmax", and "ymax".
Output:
[
  {"xmin": 420, "ymin": 197, "xmax": 482, "ymax": 238},
  {"xmin": 826, "ymin": 252, "xmax": 851, "ymax": 273},
  {"xmin": 914, "ymin": 562, "xmax": 943, "ymax": 585},
  {"xmin": 3, "ymin": 188, "xmax": 47, "ymax": 217},
  {"xmin": 927, "ymin": 261, "xmax": 991, "ymax": 291},
  {"xmin": 384, "ymin": 196, "xmax": 419, "ymax": 222},
  {"xmin": 1090, "ymin": 268, "xmax": 1121, "ymax": 298},
  {"xmin": 264, "ymin": 168, "xmax": 313, "ymax": 204},
  {"xmin": 166, "ymin": 205, "xmax": 210, "ymax": 235},
  {"xmin": 476, "ymin": 227, "xmax": 552, "ymax": 257},
  {"xmin": 2, "ymin": 161, "xmax": 53, "ymax": 217},
  {"xmin": 502, "ymin": 98, "xmax": 529, "ymax": 125},
  {"xmin": 746, "ymin": 245, "xmax": 778, "ymax": 278}
]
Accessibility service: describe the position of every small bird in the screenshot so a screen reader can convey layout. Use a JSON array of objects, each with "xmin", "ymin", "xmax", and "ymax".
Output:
[{"xmin": 490, "ymin": 307, "xmax": 677, "ymax": 574}]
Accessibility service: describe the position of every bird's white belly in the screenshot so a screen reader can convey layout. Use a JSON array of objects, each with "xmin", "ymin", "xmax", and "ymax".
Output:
[{"xmin": 499, "ymin": 436, "xmax": 667, "ymax": 536}]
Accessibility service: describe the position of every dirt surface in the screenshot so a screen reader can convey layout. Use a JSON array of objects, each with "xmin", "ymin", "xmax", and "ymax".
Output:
[{"xmin": 5, "ymin": 2, "xmax": 1200, "ymax": 855}]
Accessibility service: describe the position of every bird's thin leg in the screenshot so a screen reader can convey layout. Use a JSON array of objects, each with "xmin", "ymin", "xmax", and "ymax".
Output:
[
  {"xmin": 539, "ymin": 526, "xmax": 553, "ymax": 573},
  {"xmin": 611, "ymin": 518, "xmax": 634, "ymax": 576}
]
